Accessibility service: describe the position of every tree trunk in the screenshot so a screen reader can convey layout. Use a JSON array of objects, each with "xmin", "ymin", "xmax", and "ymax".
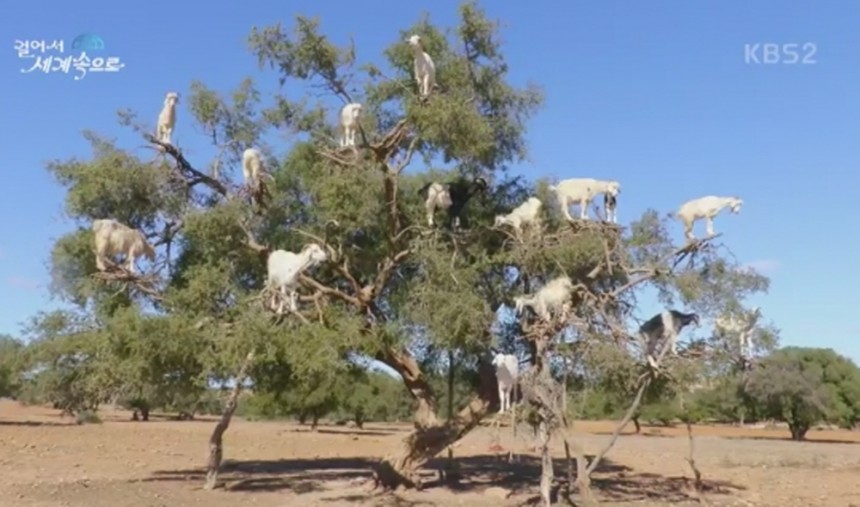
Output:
[
  {"xmin": 373, "ymin": 353, "xmax": 496, "ymax": 489},
  {"xmin": 204, "ymin": 351, "xmax": 254, "ymax": 491},
  {"xmin": 789, "ymin": 423, "xmax": 808, "ymax": 441},
  {"xmin": 447, "ymin": 350, "xmax": 455, "ymax": 421},
  {"xmin": 538, "ymin": 419, "xmax": 553, "ymax": 506},
  {"xmin": 376, "ymin": 345, "xmax": 441, "ymax": 428},
  {"xmin": 561, "ymin": 358, "xmax": 568, "ymax": 417}
]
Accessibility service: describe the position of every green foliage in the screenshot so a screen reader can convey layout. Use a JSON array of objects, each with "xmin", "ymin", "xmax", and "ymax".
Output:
[
  {"xmin": 746, "ymin": 347, "xmax": 860, "ymax": 439},
  {"xmin": 0, "ymin": 335, "xmax": 24, "ymax": 398}
]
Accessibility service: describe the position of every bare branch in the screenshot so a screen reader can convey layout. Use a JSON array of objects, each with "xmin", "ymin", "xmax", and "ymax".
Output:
[
  {"xmin": 91, "ymin": 269, "xmax": 164, "ymax": 301},
  {"xmin": 237, "ymin": 221, "xmax": 270, "ymax": 254},
  {"xmin": 144, "ymin": 133, "xmax": 229, "ymax": 196},
  {"xmin": 392, "ymin": 135, "xmax": 419, "ymax": 174},
  {"xmin": 609, "ymin": 234, "xmax": 722, "ymax": 297},
  {"xmin": 299, "ymin": 274, "xmax": 363, "ymax": 308}
]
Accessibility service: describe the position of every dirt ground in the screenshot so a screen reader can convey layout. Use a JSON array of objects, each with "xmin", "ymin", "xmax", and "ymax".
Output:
[{"xmin": 1, "ymin": 400, "xmax": 859, "ymax": 506}]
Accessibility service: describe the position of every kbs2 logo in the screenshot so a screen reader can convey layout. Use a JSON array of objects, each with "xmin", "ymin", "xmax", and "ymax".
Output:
[{"xmin": 744, "ymin": 43, "xmax": 817, "ymax": 65}]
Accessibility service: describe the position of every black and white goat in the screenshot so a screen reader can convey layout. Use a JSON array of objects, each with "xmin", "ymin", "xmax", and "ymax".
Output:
[
  {"xmin": 638, "ymin": 310, "xmax": 700, "ymax": 368},
  {"xmin": 418, "ymin": 176, "xmax": 488, "ymax": 228}
]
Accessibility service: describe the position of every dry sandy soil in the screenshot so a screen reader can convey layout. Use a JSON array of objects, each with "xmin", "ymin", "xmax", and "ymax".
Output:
[{"xmin": 1, "ymin": 400, "xmax": 859, "ymax": 507}]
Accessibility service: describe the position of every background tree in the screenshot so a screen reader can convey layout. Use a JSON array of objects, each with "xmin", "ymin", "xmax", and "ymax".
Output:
[
  {"xmin": 745, "ymin": 347, "xmax": 860, "ymax": 440},
  {"xmin": 0, "ymin": 334, "xmax": 24, "ymax": 398}
]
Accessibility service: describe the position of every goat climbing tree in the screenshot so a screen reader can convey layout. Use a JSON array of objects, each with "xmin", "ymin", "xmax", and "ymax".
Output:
[{"xmin": 39, "ymin": 0, "xmax": 775, "ymax": 499}]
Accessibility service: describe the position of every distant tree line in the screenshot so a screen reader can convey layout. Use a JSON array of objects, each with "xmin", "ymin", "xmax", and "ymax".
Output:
[{"xmin": 2, "ymin": 332, "xmax": 857, "ymax": 441}]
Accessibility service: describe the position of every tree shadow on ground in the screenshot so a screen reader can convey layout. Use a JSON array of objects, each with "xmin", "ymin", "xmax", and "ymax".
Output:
[
  {"xmin": 0, "ymin": 420, "xmax": 70, "ymax": 427},
  {"xmin": 145, "ymin": 454, "xmax": 744, "ymax": 503},
  {"xmin": 284, "ymin": 428, "xmax": 398, "ymax": 437},
  {"xmin": 318, "ymin": 428, "xmax": 399, "ymax": 437},
  {"xmin": 721, "ymin": 435, "xmax": 860, "ymax": 445},
  {"xmin": 144, "ymin": 457, "xmax": 375, "ymax": 493}
]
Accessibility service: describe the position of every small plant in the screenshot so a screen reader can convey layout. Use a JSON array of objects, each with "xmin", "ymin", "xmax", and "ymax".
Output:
[{"xmin": 75, "ymin": 410, "xmax": 102, "ymax": 425}]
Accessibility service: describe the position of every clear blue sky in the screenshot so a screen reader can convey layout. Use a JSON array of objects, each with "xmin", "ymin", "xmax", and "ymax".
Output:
[{"xmin": 1, "ymin": 1, "xmax": 858, "ymax": 362}]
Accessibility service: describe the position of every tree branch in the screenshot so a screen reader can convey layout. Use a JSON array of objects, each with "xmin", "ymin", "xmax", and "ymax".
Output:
[
  {"xmin": 392, "ymin": 135, "xmax": 419, "ymax": 175},
  {"xmin": 609, "ymin": 234, "xmax": 722, "ymax": 298},
  {"xmin": 298, "ymin": 274, "xmax": 363, "ymax": 308},
  {"xmin": 144, "ymin": 134, "xmax": 229, "ymax": 196}
]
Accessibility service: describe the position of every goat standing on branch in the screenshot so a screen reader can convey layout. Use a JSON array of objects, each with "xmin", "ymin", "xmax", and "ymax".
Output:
[
  {"xmin": 549, "ymin": 178, "xmax": 621, "ymax": 222},
  {"xmin": 265, "ymin": 244, "xmax": 329, "ymax": 315},
  {"xmin": 418, "ymin": 176, "xmax": 487, "ymax": 229},
  {"xmin": 514, "ymin": 276, "xmax": 574, "ymax": 323},
  {"xmin": 242, "ymin": 148, "xmax": 274, "ymax": 208},
  {"xmin": 676, "ymin": 195, "xmax": 743, "ymax": 241},
  {"xmin": 490, "ymin": 351, "xmax": 519, "ymax": 414},
  {"xmin": 715, "ymin": 306, "xmax": 762, "ymax": 359},
  {"xmin": 339, "ymin": 103, "xmax": 362, "ymax": 148},
  {"xmin": 156, "ymin": 92, "xmax": 179, "ymax": 146},
  {"xmin": 494, "ymin": 196, "xmax": 542, "ymax": 237},
  {"xmin": 638, "ymin": 310, "xmax": 700, "ymax": 369},
  {"xmin": 92, "ymin": 219, "xmax": 156, "ymax": 275},
  {"xmin": 407, "ymin": 34, "xmax": 436, "ymax": 98}
]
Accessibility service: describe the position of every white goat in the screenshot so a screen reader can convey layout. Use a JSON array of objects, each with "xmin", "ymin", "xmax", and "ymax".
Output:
[
  {"xmin": 92, "ymin": 219, "xmax": 156, "ymax": 275},
  {"xmin": 156, "ymin": 92, "xmax": 179, "ymax": 145},
  {"xmin": 419, "ymin": 182, "xmax": 452, "ymax": 227},
  {"xmin": 514, "ymin": 276, "xmax": 574, "ymax": 322},
  {"xmin": 491, "ymin": 352, "xmax": 519, "ymax": 414},
  {"xmin": 494, "ymin": 197, "xmax": 542, "ymax": 236},
  {"xmin": 265, "ymin": 244, "xmax": 329, "ymax": 314},
  {"xmin": 242, "ymin": 148, "xmax": 266, "ymax": 189},
  {"xmin": 715, "ymin": 306, "xmax": 762, "ymax": 358},
  {"xmin": 676, "ymin": 195, "xmax": 743, "ymax": 241},
  {"xmin": 548, "ymin": 178, "xmax": 621, "ymax": 222},
  {"xmin": 407, "ymin": 34, "xmax": 436, "ymax": 98},
  {"xmin": 242, "ymin": 148, "xmax": 275, "ymax": 204},
  {"xmin": 638, "ymin": 310, "xmax": 700, "ymax": 368},
  {"xmin": 339, "ymin": 103, "xmax": 362, "ymax": 148}
]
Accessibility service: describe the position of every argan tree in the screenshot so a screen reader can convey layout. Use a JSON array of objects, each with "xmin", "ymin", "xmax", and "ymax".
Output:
[
  {"xmin": 746, "ymin": 347, "xmax": 860, "ymax": 440},
  {"xmin": 39, "ymin": 2, "xmax": 772, "ymax": 500}
]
